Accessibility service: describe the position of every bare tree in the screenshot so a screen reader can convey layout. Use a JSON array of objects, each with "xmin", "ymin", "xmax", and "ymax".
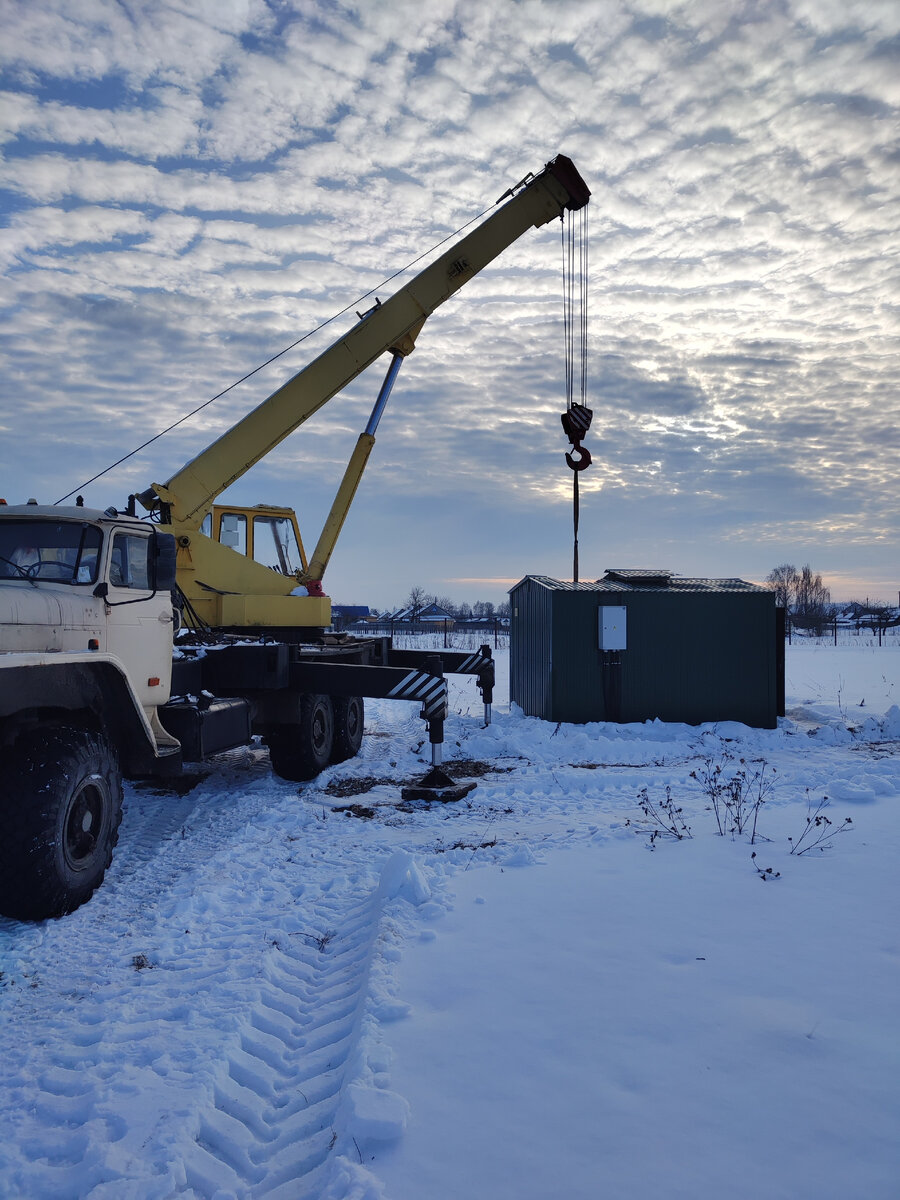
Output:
[
  {"xmin": 766, "ymin": 563, "xmax": 799, "ymax": 610},
  {"xmin": 768, "ymin": 563, "xmax": 832, "ymax": 634},
  {"xmin": 793, "ymin": 566, "xmax": 832, "ymax": 634},
  {"xmin": 794, "ymin": 565, "xmax": 831, "ymax": 631},
  {"xmin": 406, "ymin": 585, "xmax": 431, "ymax": 621},
  {"xmin": 472, "ymin": 600, "xmax": 495, "ymax": 619}
]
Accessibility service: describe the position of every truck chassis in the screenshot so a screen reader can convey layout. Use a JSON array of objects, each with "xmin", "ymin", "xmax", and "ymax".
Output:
[{"xmin": 0, "ymin": 622, "xmax": 493, "ymax": 921}]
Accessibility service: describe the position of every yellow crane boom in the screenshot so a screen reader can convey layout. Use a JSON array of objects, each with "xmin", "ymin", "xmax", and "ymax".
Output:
[{"xmin": 140, "ymin": 154, "xmax": 589, "ymax": 632}]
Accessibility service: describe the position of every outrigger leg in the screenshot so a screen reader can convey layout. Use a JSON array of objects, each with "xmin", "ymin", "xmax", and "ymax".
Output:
[{"xmin": 401, "ymin": 656, "xmax": 477, "ymax": 803}]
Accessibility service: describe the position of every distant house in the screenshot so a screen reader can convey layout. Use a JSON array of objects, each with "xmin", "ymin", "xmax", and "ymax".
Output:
[
  {"xmin": 331, "ymin": 605, "xmax": 370, "ymax": 630},
  {"xmin": 391, "ymin": 602, "xmax": 455, "ymax": 625},
  {"xmin": 834, "ymin": 602, "xmax": 900, "ymax": 632}
]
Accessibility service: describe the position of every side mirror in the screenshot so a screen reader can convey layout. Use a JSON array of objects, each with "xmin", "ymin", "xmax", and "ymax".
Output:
[
  {"xmin": 93, "ymin": 581, "xmax": 109, "ymax": 599},
  {"xmin": 151, "ymin": 532, "xmax": 178, "ymax": 592}
]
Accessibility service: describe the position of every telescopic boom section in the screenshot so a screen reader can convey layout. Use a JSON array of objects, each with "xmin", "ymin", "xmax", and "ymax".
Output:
[{"xmin": 143, "ymin": 155, "xmax": 590, "ymax": 528}]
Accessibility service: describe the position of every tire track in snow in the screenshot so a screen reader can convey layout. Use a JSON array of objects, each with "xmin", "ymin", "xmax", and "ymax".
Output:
[
  {"xmin": 0, "ymin": 745, "xmax": 406, "ymax": 1198},
  {"xmin": 180, "ymin": 889, "xmax": 383, "ymax": 1199},
  {"xmin": 0, "ymin": 855, "xmax": 390, "ymax": 1197},
  {"xmin": 110, "ymin": 746, "xmax": 276, "ymax": 889}
]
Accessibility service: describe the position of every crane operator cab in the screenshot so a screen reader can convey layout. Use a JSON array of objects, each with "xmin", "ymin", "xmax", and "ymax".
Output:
[
  {"xmin": 200, "ymin": 504, "xmax": 307, "ymax": 577},
  {"xmin": 184, "ymin": 502, "xmax": 331, "ymax": 633}
]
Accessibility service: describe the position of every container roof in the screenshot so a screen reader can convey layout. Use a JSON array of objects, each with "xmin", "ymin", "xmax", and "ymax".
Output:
[
  {"xmin": 512, "ymin": 573, "xmax": 770, "ymax": 594},
  {"xmin": 603, "ymin": 568, "xmax": 672, "ymax": 586}
]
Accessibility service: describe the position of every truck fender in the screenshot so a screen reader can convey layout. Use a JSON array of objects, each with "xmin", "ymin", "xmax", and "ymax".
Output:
[{"xmin": 0, "ymin": 653, "xmax": 173, "ymax": 776}]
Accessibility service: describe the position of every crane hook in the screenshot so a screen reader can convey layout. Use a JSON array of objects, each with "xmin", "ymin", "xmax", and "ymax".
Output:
[{"xmin": 565, "ymin": 443, "xmax": 592, "ymax": 471}]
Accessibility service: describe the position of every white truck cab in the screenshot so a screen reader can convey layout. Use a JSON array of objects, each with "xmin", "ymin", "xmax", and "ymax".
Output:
[
  {"xmin": 0, "ymin": 504, "xmax": 176, "ymax": 705},
  {"xmin": 0, "ymin": 503, "xmax": 180, "ymax": 920},
  {"xmin": 0, "ymin": 506, "xmax": 176, "ymax": 710}
]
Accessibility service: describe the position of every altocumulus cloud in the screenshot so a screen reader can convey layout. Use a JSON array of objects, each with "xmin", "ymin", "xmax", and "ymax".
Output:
[{"xmin": 0, "ymin": 0, "xmax": 898, "ymax": 607}]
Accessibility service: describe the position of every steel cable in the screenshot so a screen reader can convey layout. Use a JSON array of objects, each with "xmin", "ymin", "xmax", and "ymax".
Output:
[{"xmin": 56, "ymin": 202, "xmax": 495, "ymax": 504}]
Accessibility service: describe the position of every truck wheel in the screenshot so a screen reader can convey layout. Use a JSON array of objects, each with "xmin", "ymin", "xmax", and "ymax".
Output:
[
  {"xmin": 0, "ymin": 728, "xmax": 124, "ymax": 921},
  {"xmin": 332, "ymin": 696, "xmax": 364, "ymax": 763},
  {"xmin": 267, "ymin": 694, "xmax": 334, "ymax": 782}
]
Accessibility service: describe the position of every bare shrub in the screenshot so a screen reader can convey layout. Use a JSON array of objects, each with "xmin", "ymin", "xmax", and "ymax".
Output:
[
  {"xmin": 691, "ymin": 753, "xmax": 775, "ymax": 844},
  {"xmin": 628, "ymin": 785, "xmax": 693, "ymax": 847},
  {"xmin": 788, "ymin": 793, "xmax": 853, "ymax": 855}
]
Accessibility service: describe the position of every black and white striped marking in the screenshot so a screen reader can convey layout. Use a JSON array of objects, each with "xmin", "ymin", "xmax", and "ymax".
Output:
[
  {"xmin": 455, "ymin": 651, "xmax": 491, "ymax": 674},
  {"xmin": 386, "ymin": 670, "xmax": 447, "ymax": 719}
]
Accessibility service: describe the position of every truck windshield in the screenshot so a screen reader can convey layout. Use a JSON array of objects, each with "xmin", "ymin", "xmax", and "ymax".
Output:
[{"xmin": 0, "ymin": 521, "xmax": 103, "ymax": 584}]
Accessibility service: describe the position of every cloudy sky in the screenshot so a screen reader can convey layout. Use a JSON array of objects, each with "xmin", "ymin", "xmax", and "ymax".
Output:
[{"xmin": 1, "ymin": 0, "xmax": 898, "ymax": 609}]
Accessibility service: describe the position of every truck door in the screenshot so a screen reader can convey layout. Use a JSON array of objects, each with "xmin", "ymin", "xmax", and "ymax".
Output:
[{"xmin": 105, "ymin": 528, "xmax": 174, "ymax": 708}]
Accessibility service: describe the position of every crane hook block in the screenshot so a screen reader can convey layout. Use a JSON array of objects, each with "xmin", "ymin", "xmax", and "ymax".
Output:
[
  {"xmin": 560, "ymin": 404, "xmax": 593, "ymax": 444},
  {"xmin": 561, "ymin": 404, "xmax": 593, "ymax": 471}
]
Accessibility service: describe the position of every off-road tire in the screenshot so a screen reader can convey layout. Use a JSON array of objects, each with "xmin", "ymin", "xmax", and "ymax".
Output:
[
  {"xmin": 0, "ymin": 727, "xmax": 124, "ymax": 921},
  {"xmin": 331, "ymin": 695, "xmax": 364, "ymax": 764},
  {"xmin": 267, "ymin": 694, "xmax": 334, "ymax": 782}
]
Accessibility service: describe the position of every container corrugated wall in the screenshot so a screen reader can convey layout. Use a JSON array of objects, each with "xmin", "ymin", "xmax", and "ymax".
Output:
[
  {"xmin": 509, "ymin": 577, "xmax": 554, "ymax": 719},
  {"xmin": 549, "ymin": 587, "xmax": 606, "ymax": 722},
  {"xmin": 610, "ymin": 589, "xmax": 777, "ymax": 727}
]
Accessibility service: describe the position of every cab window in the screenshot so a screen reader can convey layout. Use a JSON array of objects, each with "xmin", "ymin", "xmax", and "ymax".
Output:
[
  {"xmin": 218, "ymin": 513, "xmax": 247, "ymax": 555},
  {"xmin": 110, "ymin": 532, "xmax": 151, "ymax": 590},
  {"xmin": 253, "ymin": 515, "xmax": 301, "ymax": 574}
]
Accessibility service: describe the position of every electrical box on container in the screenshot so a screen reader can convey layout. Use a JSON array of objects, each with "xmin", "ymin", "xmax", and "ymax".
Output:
[{"xmin": 599, "ymin": 606, "xmax": 627, "ymax": 651}]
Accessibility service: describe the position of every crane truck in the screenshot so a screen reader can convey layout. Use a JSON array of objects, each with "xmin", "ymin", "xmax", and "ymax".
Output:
[{"xmin": 0, "ymin": 154, "xmax": 590, "ymax": 920}]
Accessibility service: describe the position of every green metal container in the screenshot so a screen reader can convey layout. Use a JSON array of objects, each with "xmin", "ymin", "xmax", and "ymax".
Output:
[{"xmin": 510, "ymin": 570, "xmax": 783, "ymax": 729}]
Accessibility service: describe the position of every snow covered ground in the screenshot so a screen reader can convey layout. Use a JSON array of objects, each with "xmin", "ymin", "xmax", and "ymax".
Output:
[{"xmin": 1, "ymin": 636, "xmax": 898, "ymax": 1199}]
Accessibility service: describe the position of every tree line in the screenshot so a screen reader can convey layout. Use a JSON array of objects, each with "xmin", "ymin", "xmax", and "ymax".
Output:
[
  {"xmin": 766, "ymin": 563, "xmax": 896, "ymax": 635},
  {"xmin": 383, "ymin": 585, "xmax": 511, "ymax": 622}
]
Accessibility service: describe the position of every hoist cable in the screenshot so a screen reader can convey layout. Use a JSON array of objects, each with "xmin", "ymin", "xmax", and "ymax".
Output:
[
  {"xmin": 561, "ymin": 207, "xmax": 588, "ymax": 412},
  {"xmin": 573, "ymin": 457, "xmax": 580, "ymax": 586},
  {"xmin": 56, "ymin": 200, "xmax": 496, "ymax": 505},
  {"xmin": 580, "ymin": 205, "xmax": 589, "ymax": 406},
  {"xmin": 560, "ymin": 207, "xmax": 589, "ymax": 585},
  {"xmin": 562, "ymin": 215, "xmax": 575, "ymax": 411}
]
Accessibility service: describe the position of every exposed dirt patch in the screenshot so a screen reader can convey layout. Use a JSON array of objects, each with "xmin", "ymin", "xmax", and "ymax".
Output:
[
  {"xmin": 443, "ymin": 759, "xmax": 518, "ymax": 777},
  {"xmin": 333, "ymin": 804, "xmax": 377, "ymax": 820},
  {"xmin": 323, "ymin": 776, "xmax": 398, "ymax": 798},
  {"xmin": 324, "ymin": 760, "xmax": 520, "ymax": 818},
  {"xmin": 323, "ymin": 760, "xmax": 516, "ymax": 800}
]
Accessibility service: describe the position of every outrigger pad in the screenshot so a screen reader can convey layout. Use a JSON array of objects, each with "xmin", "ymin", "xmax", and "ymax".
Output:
[{"xmin": 401, "ymin": 766, "xmax": 477, "ymax": 804}]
